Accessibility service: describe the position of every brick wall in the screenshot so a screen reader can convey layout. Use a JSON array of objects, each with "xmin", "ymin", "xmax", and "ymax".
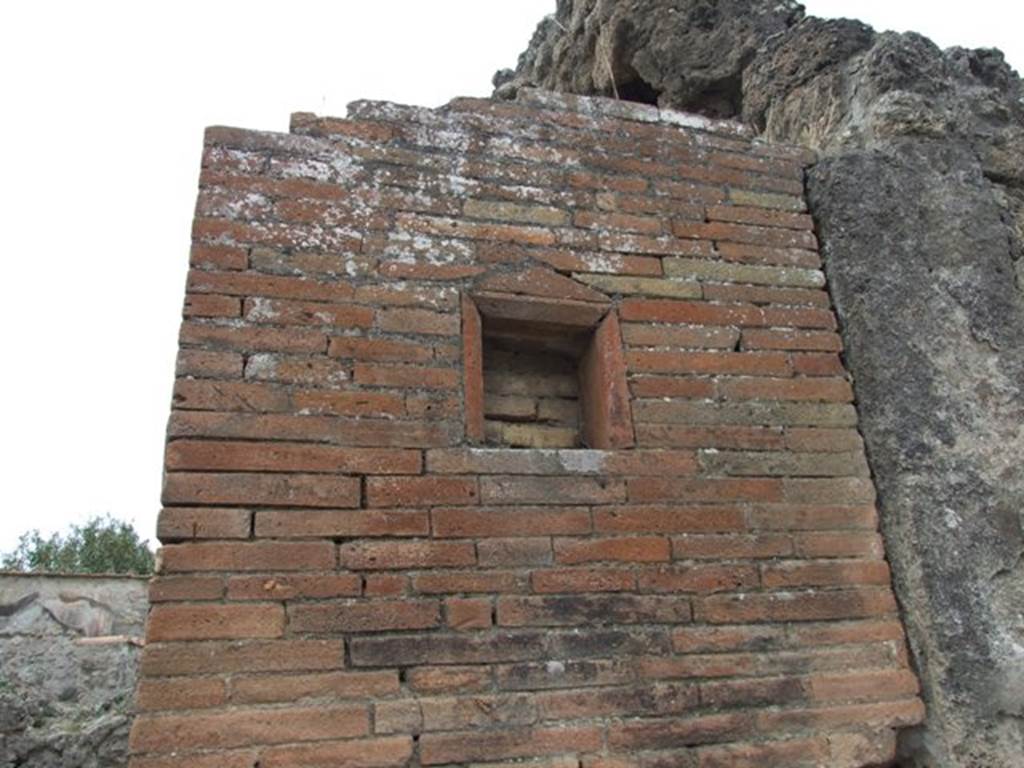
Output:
[{"xmin": 133, "ymin": 89, "xmax": 923, "ymax": 767}]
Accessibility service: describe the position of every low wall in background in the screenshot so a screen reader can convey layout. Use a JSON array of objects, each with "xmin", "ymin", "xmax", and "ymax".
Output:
[{"xmin": 0, "ymin": 573, "xmax": 148, "ymax": 768}]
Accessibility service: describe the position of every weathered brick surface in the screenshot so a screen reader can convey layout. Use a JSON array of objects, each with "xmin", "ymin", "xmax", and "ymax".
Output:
[{"xmin": 136, "ymin": 91, "xmax": 920, "ymax": 765}]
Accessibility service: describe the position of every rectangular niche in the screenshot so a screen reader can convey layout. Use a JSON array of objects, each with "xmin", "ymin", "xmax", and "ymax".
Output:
[
  {"xmin": 462, "ymin": 288, "xmax": 635, "ymax": 450},
  {"xmin": 482, "ymin": 320, "xmax": 587, "ymax": 448}
]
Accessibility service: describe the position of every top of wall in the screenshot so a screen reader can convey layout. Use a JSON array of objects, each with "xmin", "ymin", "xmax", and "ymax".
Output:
[{"xmin": 208, "ymin": 88, "xmax": 815, "ymax": 170}]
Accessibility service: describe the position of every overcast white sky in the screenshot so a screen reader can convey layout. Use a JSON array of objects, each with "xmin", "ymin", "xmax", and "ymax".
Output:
[{"xmin": 1, "ymin": 1, "xmax": 1021, "ymax": 553}]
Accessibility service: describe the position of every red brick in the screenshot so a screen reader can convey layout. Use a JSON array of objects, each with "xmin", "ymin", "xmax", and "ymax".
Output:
[
  {"xmin": 620, "ymin": 299, "xmax": 762, "ymax": 326},
  {"xmin": 718, "ymin": 377, "xmax": 853, "ymax": 402},
  {"xmin": 192, "ymin": 216, "xmax": 362, "ymax": 253},
  {"xmin": 792, "ymin": 352, "xmax": 846, "ymax": 376},
  {"xmin": 532, "ymin": 568, "xmax": 636, "ymax": 593},
  {"xmin": 622, "ymin": 323, "xmax": 739, "ymax": 348},
  {"xmin": 328, "ymin": 335, "xmax": 433, "ymax": 362},
  {"xmin": 243, "ymin": 297, "xmax": 373, "ymax": 328},
  {"xmin": 755, "ymin": 698, "xmax": 925, "ymax": 732},
  {"xmin": 190, "ymin": 244, "xmax": 247, "ymax": 270},
  {"xmin": 130, "ymin": 751, "xmax": 257, "ymax": 768},
  {"xmin": 147, "ymin": 604, "xmax": 284, "ymax": 641},
  {"xmin": 473, "ymin": 290, "xmax": 608, "ymax": 327},
  {"xmin": 180, "ymin": 322, "xmax": 326, "ymax": 354},
  {"xmin": 363, "ymin": 574, "xmax": 408, "ymax": 597},
  {"xmin": 288, "ymin": 600, "xmax": 441, "ymax": 633},
  {"xmin": 179, "ymin": 413, "xmax": 468, "ymax": 452},
  {"xmin": 496, "ymin": 657, "xmax": 637, "ymax": 692},
  {"xmin": 260, "ymin": 737, "xmax": 413, "ymax": 768},
  {"xmin": 637, "ymin": 565, "xmax": 759, "ymax": 594},
  {"xmin": 226, "ymin": 573, "xmax": 362, "ymax": 601},
  {"xmin": 474, "ymin": 265, "xmax": 609, "ymax": 303},
  {"xmin": 156, "ymin": 507, "xmax": 252, "ymax": 542},
  {"xmin": 746, "ymin": 504, "xmax": 878, "ymax": 531},
  {"xmin": 480, "ymin": 476, "xmax": 625, "ymax": 505},
  {"xmin": 420, "ymin": 725, "xmax": 604, "ymax": 765},
  {"xmin": 569, "ymin": 170, "xmax": 648, "ymax": 193},
  {"xmin": 808, "ymin": 669, "xmax": 919, "ymax": 703},
  {"xmin": 176, "ymin": 349, "xmax": 242, "ymax": 379},
  {"xmin": 354, "ymin": 362, "xmax": 460, "ymax": 389},
  {"xmin": 406, "ymin": 392, "xmax": 461, "ymax": 420},
  {"xmin": 477, "ymin": 538, "xmax": 553, "ymax": 567},
  {"xmin": 397, "ymin": 213, "xmax": 557, "ymax": 247},
  {"xmin": 671, "ymin": 533, "xmax": 793, "ymax": 559},
  {"xmin": 636, "ymin": 424, "xmax": 785, "ymax": 450},
  {"xmin": 696, "ymin": 588, "xmax": 898, "ymax": 624},
  {"xmin": 291, "ymin": 389, "xmax": 406, "ymax": 417},
  {"xmin": 698, "ymin": 676, "xmax": 806, "ymax": 710},
  {"xmin": 594, "ymin": 506, "xmax": 745, "ymax": 534},
  {"xmin": 788, "ymin": 619, "xmax": 907, "ymax": 648},
  {"xmin": 477, "ymin": 242, "xmax": 663, "ymax": 277},
  {"xmin": 762, "ymin": 561, "xmax": 889, "ymax": 591},
  {"xmin": 148, "ymin": 575, "xmax": 225, "ymax": 602},
  {"xmin": 412, "ymin": 570, "xmax": 523, "ymax": 594},
  {"xmin": 536, "ymin": 682, "xmax": 698, "ymax": 721},
  {"xmin": 366, "ymin": 476, "xmax": 478, "ymax": 507},
  {"xmin": 627, "ymin": 350, "xmax": 791, "ymax": 376},
  {"xmin": 742, "ymin": 329, "xmax": 841, "ymax": 352},
  {"xmin": 703, "ymin": 282, "xmax": 830, "ymax": 307},
  {"xmin": 243, "ymin": 352, "xmax": 349, "ymax": 388},
  {"xmin": 160, "ymin": 541, "xmax": 336, "ymax": 573},
  {"xmin": 172, "ymin": 379, "xmax": 293, "ymax": 413},
  {"xmin": 432, "ymin": 506, "xmax": 591, "ymax": 538},
  {"xmin": 130, "ymin": 705, "xmax": 368, "ymax": 752},
  {"xmin": 461, "ymin": 293, "xmax": 485, "ymax": 442},
  {"xmin": 186, "ymin": 269, "xmax": 354, "ymax": 302},
  {"xmin": 338, "ymin": 540, "xmax": 476, "ymax": 570},
  {"xmin": 446, "ymin": 597, "xmax": 494, "ymax": 630},
  {"xmin": 762, "ymin": 305, "xmax": 836, "ymax": 329},
  {"xmin": 407, "ymin": 666, "xmax": 493, "ymax": 694},
  {"xmin": 579, "ymin": 311, "xmax": 636, "ymax": 449},
  {"xmin": 607, "ymin": 713, "xmax": 754, "ymax": 751},
  {"xmin": 184, "ymin": 294, "xmax": 241, "ymax": 318},
  {"xmin": 783, "ymin": 478, "xmax": 877, "ymax": 505},
  {"xmin": 784, "ymin": 427, "xmax": 863, "ymax": 452},
  {"xmin": 696, "ymin": 737, "xmax": 827, "ymax": 768},
  {"xmin": 628, "ymin": 477, "xmax": 783, "ymax": 504},
  {"xmin": 554, "ymin": 537, "xmax": 670, "ymax": 564},
  {"xmin": 376, "ymin": 307, "xmax": 459, "ymax": 336},
  {"xmin": 716, "ymin": 241, "xmax": 821, "ymax": 269},
  {"xmin": 706, "ymin": 205, "xmax": 814, "ymax": 231},
  {"xmin": 135, "ymin": 677, "xmax": 227, "ymax": 711},
  {"xmin": 162, "ymin": 468, "xmax": 360, "ymax": 512},
  {"xmin": 166, "ymin": 440, "xmax": 420, "ymax": 474},
  {"xmin": 290, "ymin": 112, "xmax": 396, "ymax": 142},
  {"xmin": 497, "ymin": 594, "xmax": 691, "ymax": 627},
  {"xmin": 141, "ymin": 639, "xmax": 344, "ymax": 676},
  {"xmin": 254, "ymin": 509, "xmax": 428, "ymax": 538},
  {"xmin": 794, "ymin": 532, "xmax": 885, "ymax": 559},
  {"xmin": 230, "ymin": 670, "xmax": 399, "ymax": 704},
  {"xmin": 575, "ymin": 209, "xmax": 664, "ymax": 235},
  {"xmin": 672, "ymin": 220, "xmax": 816, "ymax": 250}
]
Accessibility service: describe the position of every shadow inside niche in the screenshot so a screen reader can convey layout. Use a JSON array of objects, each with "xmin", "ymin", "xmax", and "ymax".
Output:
[{"xmin": 615, "ymin": 73, "xmax": 661, "ymax": 105}]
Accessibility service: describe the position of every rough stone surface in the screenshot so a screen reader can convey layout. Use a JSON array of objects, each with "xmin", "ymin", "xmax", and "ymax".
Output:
[
  {"xmin": 499, "ymin": 4, "xmax": 1024, "ymax": 766},
  {"xmin": 494, "ymin": 0, "xmax": 805, "ymax": 115},
  {"xmin": 0, "ymin": 574, "xmax": 148, "ymax": 768}
]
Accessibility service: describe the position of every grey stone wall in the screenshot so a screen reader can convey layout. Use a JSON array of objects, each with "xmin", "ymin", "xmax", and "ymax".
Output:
[{"xmin": 0, "ymin": 573, "xmax": 148, "ymax": 768}]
